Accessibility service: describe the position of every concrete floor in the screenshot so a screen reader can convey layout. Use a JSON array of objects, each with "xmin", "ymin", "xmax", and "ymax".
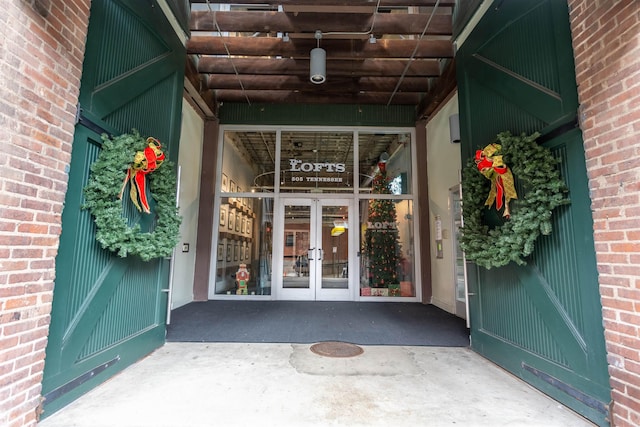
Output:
[{"xmin": 39, "ymin": 343, "xmax": 594, "ymax": 427}]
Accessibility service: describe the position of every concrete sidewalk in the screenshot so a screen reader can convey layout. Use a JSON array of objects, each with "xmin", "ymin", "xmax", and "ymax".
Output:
[{"xmin": 39, "ymin": 343, "xmax": 594, "ymax": 427}]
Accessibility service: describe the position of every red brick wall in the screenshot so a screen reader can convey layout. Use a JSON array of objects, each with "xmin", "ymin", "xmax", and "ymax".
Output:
[
  {"xmin": 568, "ymin": 0, "xmax": 640, "ymax": 425},
  {"xmin": 0, "ymin": 1, "xmax": 90, "ymax": 426}
]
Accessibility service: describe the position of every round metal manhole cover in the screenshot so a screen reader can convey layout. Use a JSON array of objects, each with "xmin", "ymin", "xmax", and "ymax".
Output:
[{"xmin": 310, "ymin": 341, "xmax": 364, "ymax": 358}]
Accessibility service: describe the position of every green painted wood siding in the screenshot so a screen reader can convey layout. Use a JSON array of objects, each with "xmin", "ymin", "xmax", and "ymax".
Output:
[{"xmin": 219, "ymin": 103, "xmax": 418, "ymax": 127}]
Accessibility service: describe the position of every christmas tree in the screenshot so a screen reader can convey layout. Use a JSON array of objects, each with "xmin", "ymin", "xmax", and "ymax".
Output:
[{"xmin": 364, "ymin": 161, "xmax": 401, "ymax": 288}]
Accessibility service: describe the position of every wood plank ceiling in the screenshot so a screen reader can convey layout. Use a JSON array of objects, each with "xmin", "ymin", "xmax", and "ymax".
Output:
[{"xmin": 187, "ymin": 0, "xmax": 457, "ymax": 119}]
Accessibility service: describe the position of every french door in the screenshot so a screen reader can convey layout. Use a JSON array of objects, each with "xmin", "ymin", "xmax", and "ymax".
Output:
[{"xmin": 277, "ymin": 198, "xmax": 353, "ymax": 300}]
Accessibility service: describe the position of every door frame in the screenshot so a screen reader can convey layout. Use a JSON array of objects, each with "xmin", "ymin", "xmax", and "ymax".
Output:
[
  {"xmin": 208, "ymin": 124, "xmax": 422, "ymax": 302},
  {"xmin": 274, "ymin": 196, "xmax": 356, "ymax": 301}
]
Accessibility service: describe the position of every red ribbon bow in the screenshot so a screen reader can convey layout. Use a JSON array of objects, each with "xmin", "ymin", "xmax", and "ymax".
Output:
[
  {"xmin": 119, "ymin": 137, "xmax": 165, "ymax": 213},
  {"xmin": 475, "ymin": 149, "xmax": 508, "ymax": 210}
]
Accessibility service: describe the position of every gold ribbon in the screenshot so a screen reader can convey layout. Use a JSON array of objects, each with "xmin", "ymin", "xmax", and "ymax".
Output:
[{"xmin": 475, "ymin": 143, "xmax": 517, "ymax": 218}]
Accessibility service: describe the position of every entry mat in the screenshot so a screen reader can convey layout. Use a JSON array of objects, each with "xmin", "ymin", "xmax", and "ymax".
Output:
[{"xmin": 166, "ymin": 301, "xmax": 470, "ymax": 347}]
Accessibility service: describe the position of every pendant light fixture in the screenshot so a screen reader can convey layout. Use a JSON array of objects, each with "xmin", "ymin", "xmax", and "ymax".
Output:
[{"xmin": 310, "ymin": 30, "xmax": 326, "ymax": 84}]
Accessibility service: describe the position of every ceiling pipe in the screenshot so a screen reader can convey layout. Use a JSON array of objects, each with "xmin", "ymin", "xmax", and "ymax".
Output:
[
  {"xmin": 324, "ymin": 0, "xmax": 382, "ymax": 37},
  {"xmin": 205, "ymin": 0, "xmax": 251, "ymax": 105},
  {"xmin": 387, "ymin": 0, "xmax": 442, "ymax": 106}
]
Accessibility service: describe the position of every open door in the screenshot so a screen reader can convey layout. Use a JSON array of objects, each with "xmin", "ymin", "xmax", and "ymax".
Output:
[
  {"xmin": 457, "ymin": 1, "xmax": 609, "ymax": 424},
  {"xmin": 42, "ymin": 0, "xmax": 185, "ymax": 417}
]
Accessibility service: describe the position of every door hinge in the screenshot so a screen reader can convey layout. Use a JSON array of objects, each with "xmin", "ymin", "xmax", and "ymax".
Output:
[{"xmin": 74, "ymin": 103, "xmax": 82, "ymax": 125}]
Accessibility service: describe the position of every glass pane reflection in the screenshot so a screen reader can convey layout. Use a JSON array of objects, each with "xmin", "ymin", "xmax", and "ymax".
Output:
[
  {"xmin": 359, "ymin": 199, "xmax": 415, "ymax": 297},
  {"xmin": 359, "ymin": 132, "xmax": 412, "ymax": 195},
  {"xmin": 215, "ymin": 197, "xmax": 273, "ymax": 295},
  {"xmin": 282, "ymin": 204, "xmax": 311, "ymax": 289}
]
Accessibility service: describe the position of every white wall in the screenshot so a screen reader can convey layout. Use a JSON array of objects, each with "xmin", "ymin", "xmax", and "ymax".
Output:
[
  {"xmin": 426, "ymin": 95, "xmax": 461, "ymax": 314},
  {"xmin": 170, "ymin": 99, "xmax": 204, "ymax": 309},
  {"xmin": 220, "ymin": 132, "xmax": 260, "ymax": 192}
]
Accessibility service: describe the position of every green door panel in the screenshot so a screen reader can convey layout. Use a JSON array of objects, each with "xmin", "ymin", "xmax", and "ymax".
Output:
[
  {"xmin": 42, "ymin": 0, "xmax": 184, "ymax": 417},
  {"xmin": 457, "ymin": 0, "xmax": 579, "ymax": 158},
  {"xmin": 79, "ymin": 0, "xmax": 184, "ymax": 151},
  {"xmin": 458, "ymin": 1, "xmax": 609, "ymax": 425},
  {"xmin": 465, "ymin": 54, "xmax": 565, "ymax": 124}
]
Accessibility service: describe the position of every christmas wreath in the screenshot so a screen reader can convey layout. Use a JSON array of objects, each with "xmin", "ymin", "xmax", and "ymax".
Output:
[
  {"xmin": 459, "ymin": 131, "xmax": 569, "ymax": 269},
  {"xmin": 83, "ymin": 131, "xmax": 181, "ymax": 261}
]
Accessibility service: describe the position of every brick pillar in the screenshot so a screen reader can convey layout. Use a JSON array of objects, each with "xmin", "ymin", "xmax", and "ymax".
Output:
[
  {"xmin": 567, "ymin": 1, "xmax": 640, "ymax": 425},
  {"xmin": 0, "ymin": 1, "xmax": 90, "ymax": 426}
]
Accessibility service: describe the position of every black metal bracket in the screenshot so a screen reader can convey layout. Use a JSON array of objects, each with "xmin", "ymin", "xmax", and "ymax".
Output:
[
  {"xmin": 76, "ymin": 104, "xmax": 111, "ymax": 136},
  {"xmin": 43, "ymin": 356, "xmax": 121, "ymax": 405},
  {"xmin": 522, "ymin": 362, "xmax": 608, "ymax": 416}
]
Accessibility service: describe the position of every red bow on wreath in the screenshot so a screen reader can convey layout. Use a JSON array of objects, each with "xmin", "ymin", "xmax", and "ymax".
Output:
[
  {"xmin": 119, "ymin": 137, "xmax": 165, "ymax": 213},
  {"xmin": 475, "ymin": 143, "xmax": 517, "ymax": 218}
]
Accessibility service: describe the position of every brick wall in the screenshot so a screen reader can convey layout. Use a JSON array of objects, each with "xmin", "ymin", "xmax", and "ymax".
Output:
[
  {"xmin": 0, "ymin": 1, "xmax": 90, "ymax": 426},
  {"xmin": 567, "ymin": 0, "xmax": 640, "ymax": 426}
]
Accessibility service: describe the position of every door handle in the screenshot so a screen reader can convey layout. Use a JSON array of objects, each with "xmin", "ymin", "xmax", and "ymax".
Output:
[
  {"xmin": 318, "ymin": 248, "xmax": 323, "ymax": 261},
  {"xmin": 308, "ymin": 248, "xmax": 315, "ymax": 261}
]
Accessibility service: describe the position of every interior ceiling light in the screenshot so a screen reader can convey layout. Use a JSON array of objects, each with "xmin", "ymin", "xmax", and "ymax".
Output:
[
  {"xmin": 331, "ymin": 227, "xmax": 345, "ymax": 237},
  {"xmin": 331, "ymin": 219, "xmax": 347, "ymax": 236},
  {"xmin": 310, "ymin": 30, "xmax": 326, "ymax": 84}
]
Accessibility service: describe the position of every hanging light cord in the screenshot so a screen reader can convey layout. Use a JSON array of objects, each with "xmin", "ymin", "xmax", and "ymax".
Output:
[
  {"xmin": 204, "ymin": 0, "xmax": 251, "ymax": 106},
  {"xmin": 387, "ymin": 0, "xmax": 442, "ymax": 106}
]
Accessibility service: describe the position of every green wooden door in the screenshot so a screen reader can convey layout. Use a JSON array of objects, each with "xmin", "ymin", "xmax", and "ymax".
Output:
[
  {"xmin": 457, "ymin": 1, "xmax": 610, "ymax": 425},
  {"xmin": 42, "ymin": 0, "xmax": 185, "ymax": 417}
]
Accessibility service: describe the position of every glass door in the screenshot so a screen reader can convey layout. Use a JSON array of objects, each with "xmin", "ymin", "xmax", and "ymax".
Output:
[{"xmin": 277, "ymin": 199, "xmax": 352, "ymax": 300}]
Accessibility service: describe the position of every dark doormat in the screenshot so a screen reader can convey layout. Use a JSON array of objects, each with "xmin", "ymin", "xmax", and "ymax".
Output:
[{"xmin": 166, "ymin": 301, "xmax": 469, "ymax": 347}]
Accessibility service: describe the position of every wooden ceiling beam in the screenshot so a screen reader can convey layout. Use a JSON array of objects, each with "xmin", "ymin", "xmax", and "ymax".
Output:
[
  {"xmin": 184, "ymin": 58, "xmax": 218, "ymax": 117},
  {"xmin": 190, "ymin": 11, "xmax": 452, "ymax": 35},
  {"xmin": 416, "ymin": 57, "xmax": 457, "ymax": 119},
  {"xmin": 197, "ymin": 57, "xmax": 442, "ymax": 77},
  {"xmin": 190, "ymin": 0, "xmax": 456, "ymax": 6},
  {"xmin": 188, "ymin": 1, "xmax": 457, "ymax": 108},
  {"xmin": 207, "ymin": 74, "xmax": 430, "ymax": 92},
  {"xmin": 187, "ymin": 37, "xmax": 453, "ymax": 59},
  {"xmin": 214, "ymin": 89, "xmax": 422, "ymax": 105}
]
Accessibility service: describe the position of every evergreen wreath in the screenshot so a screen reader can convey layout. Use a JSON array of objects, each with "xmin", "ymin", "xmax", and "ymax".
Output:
[
  {"xmin": 83, "ymin": 131, "xmax": 181, "ymax": 261},
  {"xmin": 459, "ymin": 131, "xmax": 569, "ymax": 269}
]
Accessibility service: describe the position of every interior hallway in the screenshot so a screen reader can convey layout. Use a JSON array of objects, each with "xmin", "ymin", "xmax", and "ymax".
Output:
[{"xmin": 38, "ymin": 343, "xmax": 594, "ymax": 427}]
